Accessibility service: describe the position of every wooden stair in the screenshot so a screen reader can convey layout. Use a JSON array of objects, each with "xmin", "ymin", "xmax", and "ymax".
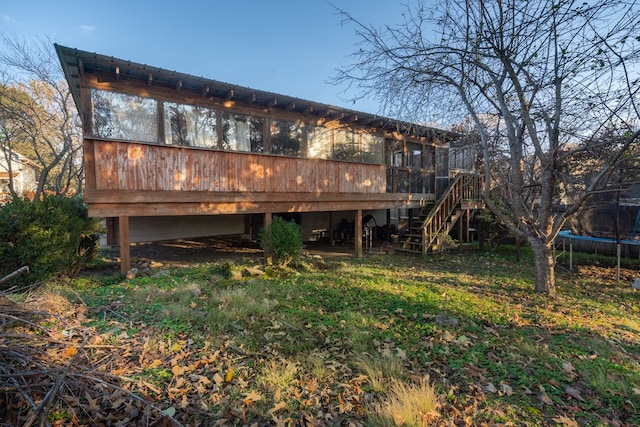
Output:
[{"xmin": 396, "ymin": 173, "xmax": 483, "ymax": 254}]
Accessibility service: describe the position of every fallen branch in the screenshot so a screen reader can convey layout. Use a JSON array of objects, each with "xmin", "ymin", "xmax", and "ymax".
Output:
[
  {"xmin": 22, "ymin": 333, "xmax": 88, "ymax": 427},
  {"xmin": 0, "ymin": 266, "xmax": 29, "ymax": 285}
]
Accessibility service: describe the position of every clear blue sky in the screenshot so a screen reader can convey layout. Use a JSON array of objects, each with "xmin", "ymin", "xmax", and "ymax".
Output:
[{"xmin": 1, "ymin": 1, "xmax": 410, "ymax": 115}]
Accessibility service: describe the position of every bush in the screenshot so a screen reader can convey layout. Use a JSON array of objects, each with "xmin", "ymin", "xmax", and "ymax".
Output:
[
  {"xmin": 0, "ymin": 195, "xmax": 103, "ymax": 288},
  {"xmin": 259, "ymin": 216, "xmax": 304, "ymax": 267}
]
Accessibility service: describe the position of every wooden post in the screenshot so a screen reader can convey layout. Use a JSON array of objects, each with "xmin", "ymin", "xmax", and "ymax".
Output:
[
  {"xmin": 355, "ymin": 210, "xmax": 363, "ymax": 258},
  {"xmin": 616, "ymin": 243, "xmax": 621, "ymax": 283},
  {"xmin": 264, "ymin": 212, "xmax": 273, "ymax": 261},
  {"xmin": 118, "ymin": 216, "xmax": 130, "ymax": 274},
  {"xmin": 386, "ymin": 209, "xmax": 391, "ymax": 242},
  {"xmin": 458, "ymin": 210, "xmax": 463, "ymax": 251},
  {"xmin": 329, "ymin": 212, "xmax": 335, "ymax": 247},
  {"xmin": 569, "ymin": 240, "xmax": 573, "ymax": 272},
  {"xmin": 466, "ymin": 210, "xmax": 470, "ymax": 243}
]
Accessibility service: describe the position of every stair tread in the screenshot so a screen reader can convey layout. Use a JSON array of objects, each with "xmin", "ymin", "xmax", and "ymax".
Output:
[{"xmin": 395, "ymin": 248, "xmax": 424, "ymax": 254}]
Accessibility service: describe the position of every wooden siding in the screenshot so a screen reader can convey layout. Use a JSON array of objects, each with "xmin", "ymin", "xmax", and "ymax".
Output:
[{"xmin": 88, "ymin": 139, "xmax": 386, "ymax": 193}]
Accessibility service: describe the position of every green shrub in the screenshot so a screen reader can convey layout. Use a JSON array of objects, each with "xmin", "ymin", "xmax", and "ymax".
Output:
[
  {"xmin": 259, "ymin": 216, "xmax": 304, "ymax": 267},
  {"xmin": 0, "ymin": 195, "xmax": 103, "ymax": 288},
  {"xmin": 210, "ymin": 262, "xmax": 232, "ymax": 279}
]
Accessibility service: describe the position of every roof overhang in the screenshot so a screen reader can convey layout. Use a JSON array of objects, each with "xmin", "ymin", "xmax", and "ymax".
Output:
[{"xmin": 55, "ymin": 44, "xmax": 457, "ymax": 142}]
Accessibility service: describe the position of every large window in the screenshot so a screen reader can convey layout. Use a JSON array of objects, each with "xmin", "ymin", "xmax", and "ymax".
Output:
[
  {"xmin": 333, "ymin": 129, "xmax": 359, "ymax": 162},
  {"xmin": 90, "ymin": 89, "xmax": 392, "ymax": 168},
  {"xmin": 307, "ymin": 126, "xmax": 332, "ymax": 159},
  {"xmin": 222, "ymin": 113, "xmax": 264, "ymax": 152},
  {"xmin": 91, "ymin": 89, "xmax": 158, "ymax": 142},
  {"xmin": 362, "ymin": 134, "xmax": 383, "ymax": 164},
  {"xmin": 270, "ymin": 119, "xmax": 302, "ymax": 156},
  {"xmin": 164, "ymin": 102, "xmax": 217, "ymax": 147}
]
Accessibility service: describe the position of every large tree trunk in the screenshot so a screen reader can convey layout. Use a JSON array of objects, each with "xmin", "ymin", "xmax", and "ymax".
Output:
[{"xmin": 529, "ymin": 238, "xmax": 556, "ymax": 295}]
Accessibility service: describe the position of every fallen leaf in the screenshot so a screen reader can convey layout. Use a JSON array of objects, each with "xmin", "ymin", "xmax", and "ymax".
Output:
[
  {"xmin": 538, "ymin": 385, "xmax": 554, "ymax": 406},
  {"xmin": 564, "ymin": 386, "xmax": 585, "ymax": 402},
  {"xmin": 179, "ymin": 393, "xmax": 189, "ymax": 409},
  {"xmin": 84, "ymin": 392, "xmax": 101, "ymax": 412},
  {"xmin": 225, "ymin": 367, "xmax": 235, "ymax": 383},
  {"xmin": 483, "ymin": 383, "xmax": 497, "ymax": 393},
  {"xmin": 172, "ymin": 365, "xmax": 187, "ymax": 376},
  {"xmin": 213, "ymin": 372, "xmax": 224, "ymax": 385},
  {"xmin": 64, "ymin": 346, "xmax": 78, "ymax": 358},
  {"xmin": 197, "ymin": 375, "xmax": 211, "ymax": 385},
  {"xmin": 442, "ymin": 330, "xmax": 456, "ymax": 342},
  {"xmin": 499, "ymin": 383, "xmax": 513, "ymax": 396},
  {"xmin": 148, "ymin": 359, "xmax": 163, "ymax": 369},
  {"xmin": 161, "ymin": 406, "xmax": 176, "ymax": 417},
  {"xmin": 243, "ymin": 390, "xmax": 263, "ymax": 405},
  {"xmin": 552, "ymin": 415, "xmax": 578, "ymax": 427},
  {"xmin": 562, "ymin": 362, "xmax": 578, "ymax": 379},
  {"xmin": 269, "ymin": 401, "xmax": 287, "ymax": 415}
]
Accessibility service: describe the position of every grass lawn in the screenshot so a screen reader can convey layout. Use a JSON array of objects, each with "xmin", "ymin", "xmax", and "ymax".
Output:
[{"xmin": 2, "ymin": 245, "xmax": 639, "ymax": 426}]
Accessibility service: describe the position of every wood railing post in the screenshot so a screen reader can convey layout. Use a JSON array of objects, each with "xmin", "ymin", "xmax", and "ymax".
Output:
[{"xmin": 355, "ymin": 210, "xmax": 363, "ymax": 258}]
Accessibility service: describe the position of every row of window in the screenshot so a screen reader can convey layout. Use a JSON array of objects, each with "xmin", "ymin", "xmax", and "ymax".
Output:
[{"xmin": 90, "ymin": 89, "xmax": 384, "ymax": 163}]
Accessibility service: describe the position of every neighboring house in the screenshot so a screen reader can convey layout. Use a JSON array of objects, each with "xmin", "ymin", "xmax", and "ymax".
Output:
[
  {"xmin": 0, "ymin": 146, "xmax": 40, "ymax": 202},
  {"xmin": 55, "ymin": 45, "xmax": 482, "ymax": 272}
]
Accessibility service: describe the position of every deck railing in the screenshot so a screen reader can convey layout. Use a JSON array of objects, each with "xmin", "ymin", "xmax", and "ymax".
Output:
[
  {"xmin": 420, "ymin": 173, "xmax": 483, "ymax": 253},
  {"xmin": 86, "ymin": 139, "xmax": 387, "ymax": 194}
]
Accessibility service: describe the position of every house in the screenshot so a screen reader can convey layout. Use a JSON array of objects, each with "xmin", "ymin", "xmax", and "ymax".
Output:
[
  {"xmin": 55, "ymin": 45, "xmax": 482, "ymax": 272},
  {"xmin": 0, "ymin": 146, "xmax": 40, "ymax": 202}
]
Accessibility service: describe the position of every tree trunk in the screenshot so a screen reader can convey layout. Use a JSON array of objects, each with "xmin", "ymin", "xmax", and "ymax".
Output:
[{"xmin": 529, "ymin": 238, "xmax": 555, "ymax": 295}]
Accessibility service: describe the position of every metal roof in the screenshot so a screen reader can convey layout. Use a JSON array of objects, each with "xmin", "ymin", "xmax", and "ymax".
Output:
[{"xmin": 54, "ymin": 44, "xmax": 456, "ymax": 142}]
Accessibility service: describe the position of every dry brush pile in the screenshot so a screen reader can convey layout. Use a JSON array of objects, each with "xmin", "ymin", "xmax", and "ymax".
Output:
[{"xmin": 0, "ymin": 290, "xmax": 181, "ymax": 427}]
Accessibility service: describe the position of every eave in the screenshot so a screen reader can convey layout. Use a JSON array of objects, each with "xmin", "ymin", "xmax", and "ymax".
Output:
[{"xmin": 54, "ymin": 44, "xmax": 457, "ymax": 143}]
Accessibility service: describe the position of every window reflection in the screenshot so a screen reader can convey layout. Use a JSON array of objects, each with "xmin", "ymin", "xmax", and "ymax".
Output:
[
  {"xmin": 89, "ymin": 89, "xmax": 390, "ymax": 167},
  {"xmin": 270, "ymin": 119, "xmax": 302, "ymax": 156},
  {"xmin": 308, "ymin": 126, "xmax": 332, "ymax": 159},
  {"xmin": 222, "ymin": 113, "xmax": 264, "ymax": 152},
  {"xmin": 362, "ymin": 134, "xmax": 383, "ymax": 164},
  {"xmin": 164, "ymin": 102, "xmax": 217, "ymax": 147},
  {"xmin": 91, "ymin": 89, "xmax": 158, "ymax": 142},
  {"xmin": 333, "ymin": 129, "xmax": 359, "ymax": 162}
]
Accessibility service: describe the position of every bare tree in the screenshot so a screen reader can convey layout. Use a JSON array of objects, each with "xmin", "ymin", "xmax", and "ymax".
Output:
[
  {"xmin": 334, "ymin": 0, "xmax": 640, "ymax": 294},
  {"xmin": 0, "ymin": 33, "xmax": 83, "ymax": 199}
]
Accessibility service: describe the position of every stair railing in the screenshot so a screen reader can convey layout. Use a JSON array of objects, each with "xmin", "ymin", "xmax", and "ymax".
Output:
[{"xmin": 420, "ymin": 173, "xmax": 482, "ymax": 253}]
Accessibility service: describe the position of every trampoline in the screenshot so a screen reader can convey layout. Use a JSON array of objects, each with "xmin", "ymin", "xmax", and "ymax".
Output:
[{"xmin": 557, "ymin": 230, "xmax": 640, "ymax": 281}]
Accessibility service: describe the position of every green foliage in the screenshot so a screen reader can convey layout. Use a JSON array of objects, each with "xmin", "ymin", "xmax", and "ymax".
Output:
[
  {"xmin": 0, "ymin": 195, "xmax": 103, "ymax": 288},
  {"xmin": 210, "ymin": 262, "xmax": 233, "ymax": 279},
  {"xmin": 259, "ymin": 216, "xmax": 304, "ymax": 267}
]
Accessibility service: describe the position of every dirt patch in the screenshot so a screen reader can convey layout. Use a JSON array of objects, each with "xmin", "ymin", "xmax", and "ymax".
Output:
[
  {"xmin": 572, "ymin": 263, "xmax": 639, "ymax": 283},
  {"xmin": 99, "ymin": 236, "xmax": 357, "ymax": 269}
]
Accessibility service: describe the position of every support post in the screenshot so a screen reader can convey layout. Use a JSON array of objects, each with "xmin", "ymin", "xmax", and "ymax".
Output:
[
  {"xmin": 264, "ymin": 213, "xmax": 273, "ymax": 261},
  {"xmin": 569, "ymin": 240, "xmax": 573, "ymax": 272},
  {"xmin": 458, "ymin": 210, "xmax": 463, "ymax": 252},
  {"xmin": 118, "ymin": 216, "xmax": 130, "ymax": 274},
  {"xmin": 466, "ymin": 210, "xmax": 471, "ymax": 243},
  {"xmin": 617, "ymin": 243, "xmax": 621, "ymax": 283},
  {"xmin": 355, "ymin": 210, "xmax": 363, "ymax": 258},
  {"xmin": 330, "ymin": 212, "xmax": 335, "ymax": 247},
  {"xmin": 386, "ymin": 209, "xmax": 392, "ymax": 243}
]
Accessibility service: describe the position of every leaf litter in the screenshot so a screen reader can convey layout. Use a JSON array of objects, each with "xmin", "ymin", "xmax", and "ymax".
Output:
[{"xmin": 1, "ymin": 251, "xmax": 639, "ymax": 426}]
